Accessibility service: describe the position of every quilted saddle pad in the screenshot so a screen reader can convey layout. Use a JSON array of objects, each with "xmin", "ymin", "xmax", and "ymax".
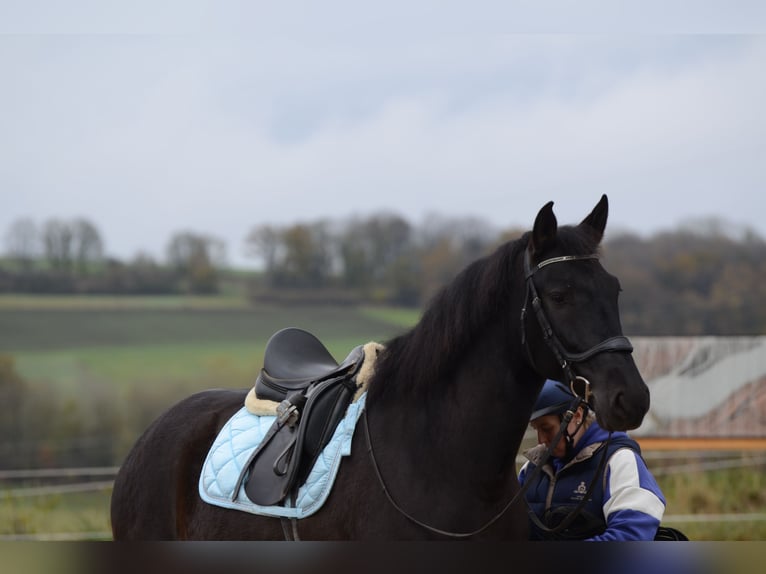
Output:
[{"xmin": 198, "ymin": 393, "xmax": 366, "ymax": 519}]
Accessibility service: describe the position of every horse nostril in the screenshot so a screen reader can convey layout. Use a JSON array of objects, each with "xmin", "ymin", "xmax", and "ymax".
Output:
[
  {"xmin": 612, "ymin": 391, "xmax": 627, "ymax": 414},
  {"xmin": 609, "ymin": 387, "xmax": 650, "ymax": 430}
]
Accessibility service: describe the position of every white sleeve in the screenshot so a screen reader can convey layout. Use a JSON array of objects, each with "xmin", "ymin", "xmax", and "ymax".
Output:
[{"xmin": 602, "ymin": 448, "xmax": 665, "ymax": 521}]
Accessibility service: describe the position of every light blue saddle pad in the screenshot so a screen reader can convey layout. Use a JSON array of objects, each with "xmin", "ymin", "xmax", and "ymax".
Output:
[{"xmin": 198, "ymin": 393, "xmax": 366, "ymax": 519}]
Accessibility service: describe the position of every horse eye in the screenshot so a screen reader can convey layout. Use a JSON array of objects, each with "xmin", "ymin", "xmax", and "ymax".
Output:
[{"xmin": 547, "ymin": 290, "xmax": 568, "ymax": 305}]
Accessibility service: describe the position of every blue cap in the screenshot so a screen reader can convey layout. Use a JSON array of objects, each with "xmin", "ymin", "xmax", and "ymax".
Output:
[{"xmin": 530, "ymin": 379, "xmax": 576, "ymax": 420}]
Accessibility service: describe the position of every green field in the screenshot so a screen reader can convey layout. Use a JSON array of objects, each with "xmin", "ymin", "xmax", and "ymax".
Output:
[
  {"xmin": 0, "ymin": 295, "xmax": 763, "ymax": 540},
  {"xmin": 1, "ymin": 299, "xmax": 419, "ymax": 393}
]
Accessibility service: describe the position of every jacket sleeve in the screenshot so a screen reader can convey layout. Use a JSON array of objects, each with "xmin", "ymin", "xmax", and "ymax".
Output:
[{"xmin": 586, "ymin": 448, "xmax": 666, "ymax": 541}]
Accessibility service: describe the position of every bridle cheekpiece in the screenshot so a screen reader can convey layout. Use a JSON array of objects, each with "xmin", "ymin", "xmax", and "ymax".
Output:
[{"xmin": 520, "ymin": 249, "xmax": 634, "ymax": 403}]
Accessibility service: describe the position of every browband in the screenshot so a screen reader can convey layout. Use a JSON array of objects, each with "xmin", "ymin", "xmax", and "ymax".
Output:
[{"xmin": 525, "ymin": 254, "xmax": 599, "ymax": 279}]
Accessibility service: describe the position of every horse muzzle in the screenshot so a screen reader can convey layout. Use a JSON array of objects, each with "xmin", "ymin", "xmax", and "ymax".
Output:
[{"xmin": 588, "ymin": 371, "xmax": 650, "ymax": 432}]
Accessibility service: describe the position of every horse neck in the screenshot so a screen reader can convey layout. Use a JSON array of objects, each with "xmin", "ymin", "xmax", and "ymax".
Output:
[{"xmin": 366, "ymin": 246, "xmax": 540, "ymax": 495}]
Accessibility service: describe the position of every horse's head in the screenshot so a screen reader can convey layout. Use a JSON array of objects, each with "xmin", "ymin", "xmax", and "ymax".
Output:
[{"xmin": 521, "ymin": 194, "xmax": 650, "ymax": 431}]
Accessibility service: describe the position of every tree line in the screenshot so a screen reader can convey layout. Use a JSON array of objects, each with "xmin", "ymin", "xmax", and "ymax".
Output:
[
  {"xmin": 1, "ymin": 217, "xmax": 224, "ymax": 295},
  {"xmin": 244, "ymin": 213, "xmax": 502, "ymax": 306},
  {"xmin": 603, "ymin": 224, "xmax": 766, "ymax": 335},
  {"xmin": 2, "ymin": 214, "xmax": 765, "ymax": 335}
]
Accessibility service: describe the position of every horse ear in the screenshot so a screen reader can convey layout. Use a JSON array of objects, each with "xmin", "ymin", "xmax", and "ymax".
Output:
[
  {"xmin": 579, "ymin": 194, "xmax": 609, "ymax": 244},
  {"xmin": 530, "ymin": 201, "xmax": 557, "ymax": 256}
]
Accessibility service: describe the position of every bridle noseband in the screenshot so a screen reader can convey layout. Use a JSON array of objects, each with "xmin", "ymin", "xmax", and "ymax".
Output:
[{"xmin": 520, "ymin": 250, "xmax": 634, "ymax": 397}]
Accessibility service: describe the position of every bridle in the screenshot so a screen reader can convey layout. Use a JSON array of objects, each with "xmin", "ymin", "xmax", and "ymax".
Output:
[
  {"xmin": 520, "ymin": 250, "xmax": 634, "ymax": 398},
  {"xmin": 362, "ymin": 248, "xmax": 633, "ymax": 539}
]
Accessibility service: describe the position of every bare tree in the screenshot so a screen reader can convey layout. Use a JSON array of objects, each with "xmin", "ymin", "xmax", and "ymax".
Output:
[
  {"xmin": 166, "ymin": 231, "xmax": 225, "ymax": 294},
  {"xmin": 72, "ymin": 218, "xmax": 105, "ymax": 274},
  {"xmin": 42, "ymin": 218, "xmax": 74, "ymax": 271},
  {"xmin": 4, "ymin": 218, "xmax": 40, "ymax": 269},
  {"xmin": 338, "ymin": 213, "xmax": 414, "ymax": 290},
  {"xmin": 279, "ymin": 222, "xmax": 333, "ymax": 287},
  {"xmin": 245, "ymin": 224, "xmax": 283, "ymax": 275}
]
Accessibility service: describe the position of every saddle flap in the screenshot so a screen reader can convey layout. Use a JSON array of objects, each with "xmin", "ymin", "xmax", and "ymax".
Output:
[
  {"xmin": 243, "ymin": 422, "xmax": 300, "ymax": 506},
  {"xmin": 243, "ymin": 372, "xmax": 359, "ymax": 507},
  {"xmin": 297, "ymin": 376, "xmax": 357, "ymax": 484}
]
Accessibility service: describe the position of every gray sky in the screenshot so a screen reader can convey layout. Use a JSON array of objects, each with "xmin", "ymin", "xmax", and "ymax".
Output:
[{"xmin": 2, "ymin": 2, "xmax": 765, "ymax": 268}]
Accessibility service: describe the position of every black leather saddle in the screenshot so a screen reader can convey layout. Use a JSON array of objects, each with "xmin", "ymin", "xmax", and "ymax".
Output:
[
  {"xmin": 238, "ymin": 328, "xmax": 365, "ymax": 507},
  {"xmin": 254, "ymin": 327, "xmax": 362, "ymax": 402}
]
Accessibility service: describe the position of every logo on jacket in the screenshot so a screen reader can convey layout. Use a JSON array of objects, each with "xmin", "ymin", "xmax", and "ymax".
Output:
[{"xmin": 575, "ymin": 481, "xmax": 588, "ymax": 495}]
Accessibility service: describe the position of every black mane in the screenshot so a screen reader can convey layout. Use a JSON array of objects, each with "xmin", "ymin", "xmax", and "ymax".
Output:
[{"xmin": 367, "ymin": 235, "xmax": 519, "ymax": 403}]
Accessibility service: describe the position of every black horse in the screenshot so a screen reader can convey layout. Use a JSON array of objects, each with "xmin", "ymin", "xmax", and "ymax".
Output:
[{"xmin": 110, "ymin": 195, "xmax": 649, "ymax": 540}]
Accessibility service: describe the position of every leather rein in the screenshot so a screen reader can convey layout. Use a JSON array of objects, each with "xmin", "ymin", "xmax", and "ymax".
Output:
[{"xmin": 362, "ymin": 250, "xmax": 633, "ymax": 539}]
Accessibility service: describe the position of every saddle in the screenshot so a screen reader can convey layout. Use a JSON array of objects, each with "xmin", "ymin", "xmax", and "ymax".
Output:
[
  {"xmin": 254, "ymin": 327, "xmax": 362, "ymax": 401},
  {"xmin": 239, "ymin": 328, "xmax": 365, "ymax": 507}
]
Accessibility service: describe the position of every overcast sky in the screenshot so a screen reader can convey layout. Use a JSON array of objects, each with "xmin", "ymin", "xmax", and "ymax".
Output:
[{"xmin": 2, "ymin": 2, "xmax": 765, "ymax": 268}]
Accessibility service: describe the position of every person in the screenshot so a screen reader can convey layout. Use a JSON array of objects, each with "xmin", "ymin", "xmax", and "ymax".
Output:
[{"xmin": 518, "ymin": 379, "xmax": 666, "ymax": 541}]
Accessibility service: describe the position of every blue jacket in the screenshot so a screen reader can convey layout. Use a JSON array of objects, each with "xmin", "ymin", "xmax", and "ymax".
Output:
[{"xmin": 518, "ymin": 422, "xmax": 666, "ymax": 541}]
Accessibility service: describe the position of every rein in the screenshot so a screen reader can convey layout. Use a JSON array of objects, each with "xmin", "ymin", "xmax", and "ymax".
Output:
[
  {"xmin": 363, "ymin": 393, "xmax": 609, "ymax": 539},
  {"xmin": 362, "ymin": 407, "xmax": 528, "ymax": 538},
  {"xmin": 362, "ymin": 250, "xmax": 631, "ymax": 539}
]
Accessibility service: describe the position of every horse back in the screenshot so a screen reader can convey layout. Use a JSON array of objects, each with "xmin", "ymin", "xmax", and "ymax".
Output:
[{"xmin": 110, "ymin": 388, "xmax": 246, "ymax": 540}]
